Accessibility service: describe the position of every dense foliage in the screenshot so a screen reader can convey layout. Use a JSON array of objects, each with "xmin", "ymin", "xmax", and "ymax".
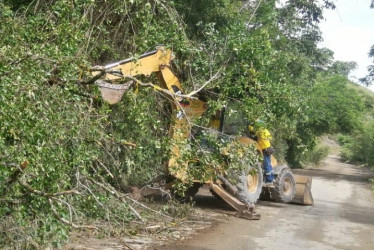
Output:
[
  {"xmin": 361, "ymin": 2, "xmax": 374, "ymax": 85},
  {"xmin": 335, "ymin": 84, "xmax": 374, "ymax": 167},
  {"xmin": 361, "ymin": 44, "xmax": 374, "ymax": 86},
  {"xmin": 1, "ymin": 0, "xmax": 373, "ymax": 248}
]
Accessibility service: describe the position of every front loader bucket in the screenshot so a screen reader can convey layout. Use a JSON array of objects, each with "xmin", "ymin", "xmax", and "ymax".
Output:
[
  {"xmin": 96, "ymin": 80, "xmax": 133, "ymax": 104},
  {"xmin": 291, "ymin": 174, "xmax": 314, "ymax": 205}
]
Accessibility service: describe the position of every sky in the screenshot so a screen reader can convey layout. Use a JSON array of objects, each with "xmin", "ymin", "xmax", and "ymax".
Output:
[{"xmin": 318, "ymin": 0, "xmax": 374, "ymax": 91}]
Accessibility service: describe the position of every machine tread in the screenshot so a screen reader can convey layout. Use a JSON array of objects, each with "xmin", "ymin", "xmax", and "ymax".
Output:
[
  {"xmin": 232, "ymin": 163, "xmax": 263, "ymax": 205},
  {"xmin": 271, "ymin": 168, "xmax": 296, "ymax": 203}
]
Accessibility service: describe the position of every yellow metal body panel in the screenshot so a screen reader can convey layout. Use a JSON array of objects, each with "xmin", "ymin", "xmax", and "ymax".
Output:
[
  {"xmin": 104, "ymin": 48, "xmax": 175, "ymax": 79},
  {"xmin": 94, "ymin": 47, "xmax": 183, "ymax": 97},
  {"xmin": 157, "ymin": 66, "xmax": 183, "ymax": 95}
]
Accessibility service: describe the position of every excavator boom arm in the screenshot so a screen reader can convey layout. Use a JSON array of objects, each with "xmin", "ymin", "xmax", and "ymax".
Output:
[
  {"xmin": 101, "ymin": 47, "xmax": 184, "ymax": 96},
  {"xmin": 94, "ymin": 47, "xmax": 207, "ymax": 180}
]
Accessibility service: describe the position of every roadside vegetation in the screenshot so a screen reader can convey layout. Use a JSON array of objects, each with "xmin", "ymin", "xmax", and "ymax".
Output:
[{"xmin": 1, "ymin": 0, "xmax": 374, "ymax": 248}]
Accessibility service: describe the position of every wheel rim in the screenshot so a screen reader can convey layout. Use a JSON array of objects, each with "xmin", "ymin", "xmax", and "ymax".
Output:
[
  {"xmin": 247, "ymin": 171, "xmax": 259, "ymax": 194},
  {"xmin": 283, "ymin": 177, "xmax": 292, "ymax": 196}
]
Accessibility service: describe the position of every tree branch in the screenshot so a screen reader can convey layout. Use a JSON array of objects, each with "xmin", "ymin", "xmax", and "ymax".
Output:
[
  {"xmin": 87, "ymin": 66, "xmax": 221, "ymax": 101},
  {"xmin": 18, "ymin": 180, "xmax": 81, "ymax": 197},
  {"xmin": 76, "ymin": 66, "xmax": 107, "ymax": 85},
  {"xmin": 1, "ymin": 162, "xmax": 28, "ymax": 197},
  {"xmin": 185, "ymin": 69, "xmax": 221, "ymax": 98},
  {"xmin": 48, "ymin": 198, "xmax": 98, "ymax": 230},
  {"xmin": 85, "ymin": 176, "xmax": 144, "ymax": 221}
]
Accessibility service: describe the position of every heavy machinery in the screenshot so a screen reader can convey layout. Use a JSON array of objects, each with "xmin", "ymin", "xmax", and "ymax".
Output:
[{"xmin": 91, "ymin": 46, "xmax": 313, "ymax": 220}]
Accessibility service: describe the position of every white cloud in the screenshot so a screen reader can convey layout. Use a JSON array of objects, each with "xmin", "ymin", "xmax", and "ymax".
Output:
[{"xmin": 318, "ymin": 0, "xmax": 374, "ymax": 90}]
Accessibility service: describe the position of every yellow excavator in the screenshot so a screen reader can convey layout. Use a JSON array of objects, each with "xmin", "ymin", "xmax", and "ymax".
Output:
[{"xmin": 91, "ymin": 46, "xmax": 313, "ymax": 220}]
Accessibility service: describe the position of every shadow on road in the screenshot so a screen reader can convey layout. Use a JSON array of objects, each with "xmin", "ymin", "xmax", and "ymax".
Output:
[
  {"xmin": 146, "ymin": 186, "xmax": 304, "ymax": 218},
  {"xmin": 316, "ymin": 198, "xmax": 374, "ymax": 226},
  {"xmin": 192, "ymin": 188, "xmax": 287, "ymax": 215},
  {"xmin": 293, "ymin": 168, "xmax": 373, "ymax": 184}
]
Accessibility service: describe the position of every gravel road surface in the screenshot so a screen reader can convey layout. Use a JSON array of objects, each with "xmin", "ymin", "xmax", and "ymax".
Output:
[{"xmin": 167, "ymin": 154, "xmax": 374, "ymax": 250}]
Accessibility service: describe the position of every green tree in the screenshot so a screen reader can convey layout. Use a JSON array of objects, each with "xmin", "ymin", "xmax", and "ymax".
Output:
[
  {"xmin": 360, "ymin": 45, "xmax": 374, "ymax": 86},
  {"xmin": 328, "ymin": 61, "xmax": 358, "ymax": 77},
  {"xmin": 0, "ymin": 0, "xmax": 343, "ymax": 247}
]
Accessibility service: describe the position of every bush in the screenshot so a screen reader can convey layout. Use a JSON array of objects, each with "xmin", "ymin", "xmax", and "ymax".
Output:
[
  {"xmin": 302, "ymin": 144, "xmax": 329, "ymax": 166},
  {"xmin": 337, "ymin": 133, "xmax": 353, "ymax": 146},
  {"xmin": 339, "ymin": 121, "xmax": 374, "ymax": 166},
  {"xmin": 0, "ymin": 1, "xmax": 180, "ymax": 247}
]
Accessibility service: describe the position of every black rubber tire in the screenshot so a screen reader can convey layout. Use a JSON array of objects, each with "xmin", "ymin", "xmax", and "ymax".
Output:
[
  {"xmin": 271, "ymin": 168, "xmax": 296, "ymax": 203},
  {"xmin": 232, "ymin": 163, "xmax": 263, "ymax": 205},
  {"xmin": 171, "ymin": 183, "xmax": 201, "ymax": 202}
]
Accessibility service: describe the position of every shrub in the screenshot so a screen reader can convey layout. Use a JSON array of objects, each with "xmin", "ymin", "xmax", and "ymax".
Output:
[
  {"xmin": 302, "ymin": 144, "xmax": 329, "ymax": 166},
  {"xmin": 339, "ymin": 121, "xmax": 374, "ymax": 166}
]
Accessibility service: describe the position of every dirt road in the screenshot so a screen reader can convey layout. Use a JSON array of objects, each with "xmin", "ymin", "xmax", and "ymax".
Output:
[{"xmin": 165, "ymin": 154, "xmax": 374, "ymax": 250}]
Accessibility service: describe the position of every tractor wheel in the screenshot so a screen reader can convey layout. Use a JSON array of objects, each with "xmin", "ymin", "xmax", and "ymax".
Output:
[
  {"xmin": 232, "ymin": 164, "xmax": 263, "ymax": 204},
  {"xmin": 171, "ymin": 182, "xmax": 201, "ymax": 202},
  {"xmin": 271, "ymin": 168, "xmax": 296, "ymax": 203}
]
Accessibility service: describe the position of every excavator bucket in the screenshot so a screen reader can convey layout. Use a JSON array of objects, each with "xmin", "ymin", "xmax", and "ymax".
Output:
[
  {"xmin": 96, "ymin": 80, "xmax": 133, "ymax": 104},
  {"xmin": 291, "ymin": 174, "xmax": 314, "ymax": 205}
]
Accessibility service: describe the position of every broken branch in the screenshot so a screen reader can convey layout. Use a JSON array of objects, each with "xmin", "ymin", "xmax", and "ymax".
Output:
[
  {"xmin": 18, "ymin": 180, "xmax": 81, "ymax": 197},
  {"xmin": 85, "ymin": 176, "xmax": 144, "ymax": 221},
  {"xmin": 48, "ymin": 198, "xmax": 98, "ymax": 230}
]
